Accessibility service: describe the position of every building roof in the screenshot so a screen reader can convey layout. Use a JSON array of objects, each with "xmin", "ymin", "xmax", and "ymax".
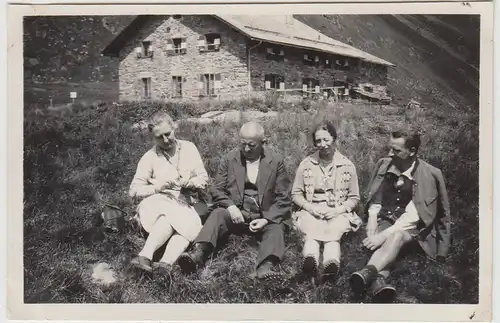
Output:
[{"xmin": 102, "ymin": 15, "xmax": 395, "ymax": 67}]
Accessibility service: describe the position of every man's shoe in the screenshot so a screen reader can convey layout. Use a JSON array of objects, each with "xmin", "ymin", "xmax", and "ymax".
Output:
[
  {"xmin": 301, "ymin": 255, "xmax": 318, "ymax": 278},
  {"xmin": 349, "ymin": 265, "xmax": 378, "ymax": 295},
  {"xmin": 178, "ymin": 242, "xmax": 211, "ymax": 274},
  {"xmin": 322, "ymin": 260, "xmax": 340, "ymax": 284},
  {"xmin": 370, "ymin": 275, "xmax": 396, "ymax": 303},
  {"xmin": 256, "ymin": 260, "xmax": 286, "ymax": 287}
]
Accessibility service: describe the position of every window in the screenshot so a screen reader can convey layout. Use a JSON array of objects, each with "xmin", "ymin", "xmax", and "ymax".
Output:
[
  {"xmin": 324, "ymin": 56, "xmax": 332, "ymax": 68},
  {"xmin": 198, "ymin": 73, "xmax": 221, "ymax": 96},
  {"xmin": 198, "ymin": 33, "xmax": 221, "ymax": 52},
  {"xmin": 172, "ymin": 76, "xmax": 183, "ymax": 98},
  {"xmin": 303, "ymin": 52, "xmax": 320, "ymax": 67},
  {"xmin": 167, "ymin": 37, "xmax": 187, "ymax": 55},
  {"xmin": 266, "ymin": 46, "xmax": 285, "ymax": 62},
  {"xmin": 142, "ymin": 77, "xmax": 152, "ymax": 98},
  {"xmin": 136, "ymin": 41, "xmax": 153, "ymax": 58},
  {"xmin": 333, "ymin": 56, "xmax": 351, "ymax": 70},
  {"xmin": 264, "ymin": 74, "xmax": 285, "ymax": 90},
  {"xmin": 302, "ymin": 77, "xmax": 320, "ymax": 97}
]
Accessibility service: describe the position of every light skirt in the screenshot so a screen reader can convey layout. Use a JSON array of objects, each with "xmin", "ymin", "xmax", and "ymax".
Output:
[
  {"xmin": 294, "ymin": 207, "xmax": 352, "ymax": 242},
  {"xmin": 136, "ymin": 193, "xmax": 202, "ymax": 242}
]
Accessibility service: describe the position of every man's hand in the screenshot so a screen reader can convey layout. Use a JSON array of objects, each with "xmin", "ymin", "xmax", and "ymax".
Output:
[
  {"xmin": 249, "ymin": 218, "xmax": 268, "ymax": 232},
  {"xmin": 227, "ymin": 205, "xmax": 245, "ymax": 224},
  {"xmin": 366, "ymin": 215, "xmax": 378, "ymax": 237},
  {"xmin": 362, "ymin": 231, "xmax": 388, "ymax": 250}
]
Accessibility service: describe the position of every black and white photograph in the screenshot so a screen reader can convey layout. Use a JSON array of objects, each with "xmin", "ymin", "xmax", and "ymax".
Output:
[{"xmin": 9, "ymin": 1, "xmax": 493, "ymax": 321}]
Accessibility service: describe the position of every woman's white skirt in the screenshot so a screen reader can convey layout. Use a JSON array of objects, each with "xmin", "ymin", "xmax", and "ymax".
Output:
[{"xmin": 136, "ymin": 193, "xmax": 202, "ymax": 242}]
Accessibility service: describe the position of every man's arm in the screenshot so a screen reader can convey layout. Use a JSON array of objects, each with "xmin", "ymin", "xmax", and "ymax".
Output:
[
  {"xmin": 209, "ymin": 156, "xmax": 235, "ymax": 208},
  {"xmin": 262, "ymin": 159, "xmax": 292, "ymax": 224},
  {"xmin": 435, "ymin": 169, "xmax": 452, "ymax": 258}
]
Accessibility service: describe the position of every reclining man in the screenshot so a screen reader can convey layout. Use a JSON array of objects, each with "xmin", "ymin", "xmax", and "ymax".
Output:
[
  {"xmin": 178, "ymin": 121, "xmax": 292, "ymax": 284},
  {"xmin": 350, "ymin": 128, "xmax": 451, "ymax": 302}
]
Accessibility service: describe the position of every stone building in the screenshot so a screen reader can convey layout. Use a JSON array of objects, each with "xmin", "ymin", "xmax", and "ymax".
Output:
[{"xmin": 102, "ymin": 15, "xmax": 394, "ymax": 101}]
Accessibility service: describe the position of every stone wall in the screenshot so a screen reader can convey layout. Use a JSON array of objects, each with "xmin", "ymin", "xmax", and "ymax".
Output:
[
  {"xmin": 118, "ymin": 15, "xmax": 249, "ymax": 101},
  {"xmin": 117, "ymin": 15, "xmax": 389, "ymax": 101}
]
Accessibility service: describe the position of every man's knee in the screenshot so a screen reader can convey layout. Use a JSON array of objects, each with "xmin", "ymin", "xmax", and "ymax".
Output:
[
  {"xmin": 262, "ymin": 223, "xmax": 284, "ymax": 239},
  {"xmin": 383, "ymin": 230, "xmax": 411, "ymax": 248},
  {"xmin": 206, "ymin": 207, "xmax": 231, "ymax": 223}
]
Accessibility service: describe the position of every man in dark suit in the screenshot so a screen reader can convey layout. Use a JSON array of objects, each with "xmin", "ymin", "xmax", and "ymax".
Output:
[
  {"xmin": 178, "ymin": 121, "xmax": 292, "ymax": 283},
  {"xmin": 350, "ymin": 129, "xmax": 451, "ymax": 302}
]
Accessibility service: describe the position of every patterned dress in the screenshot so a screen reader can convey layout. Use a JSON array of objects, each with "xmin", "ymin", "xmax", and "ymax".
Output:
[{"xmin": 291, "ymin": 150, "xmax": 361, "ymax": 242}]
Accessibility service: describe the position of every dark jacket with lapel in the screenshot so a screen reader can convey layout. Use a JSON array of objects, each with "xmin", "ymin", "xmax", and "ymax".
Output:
[
  {"xmin": 210, "ymin": 148, "xmax": 292, "ymax": 224},
  {"xmin": 365, "ymin": 157, "xmax": 452, "ymax": 259}
]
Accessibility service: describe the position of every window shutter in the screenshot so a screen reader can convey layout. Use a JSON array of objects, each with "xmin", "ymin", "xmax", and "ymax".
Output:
[
  {"xmin": 302, "ymin": 84, "xmax": 308, "ymax": 92},
  {"xmin": 345, "ymin": 88, "xmax": 349, "ymax": 96},
  {"xmin": 198, "ymin": 35, "xmax": 206, "ymax": 50},
  {"xmin": 279, "ymin": 81, "xmax": 285, "ymax": 90},
  {"xmin": 214, "ymin": 38, "xmax": 221, "ymax": 46},
  {"xmin": 135, "ymin": 47, "xmax": 142, "ymax": 57},
  {"xmin": 214, "ymin": 73, "xmax": 222, "ymax": 89},
  {"xmin": 315, "ymin": 85, "xmax": 320, "ymax": 93},
  {"xmin": 181, "ymin": 38, "xmax": 187, "ymax": 49},
  {"xmin": 198, "ymin": 74, "xmax": 204, "ymax": 90},
  {"xmin": 166, "ymin": 39, "xmax": 173, "ymax": 54}
]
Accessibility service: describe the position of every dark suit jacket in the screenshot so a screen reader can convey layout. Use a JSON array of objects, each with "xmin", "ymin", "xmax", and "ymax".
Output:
[
  {"xmin": 365, "ymin": 157, "xmax": 452, "ymax": 259},
  {"xmin": 210, "ymin": 147, "xmax": 292, "ymax": 224}
]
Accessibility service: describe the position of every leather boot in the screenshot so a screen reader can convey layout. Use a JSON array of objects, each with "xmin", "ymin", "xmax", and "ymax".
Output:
[
  {"xmin": 349, "ymin": 265, "xmax": 378, "ymax": 295},
  {"xmin": 370, "ymin": 274, "xmax": 396, "ymax": 303},
  {"xmin": 178, "ymin": 242, "xmax": 212, "ymax": 274}
]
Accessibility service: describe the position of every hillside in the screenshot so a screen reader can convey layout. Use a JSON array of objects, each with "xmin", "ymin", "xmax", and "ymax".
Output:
[{"xmin": 23, "ymin": 15, "xmax": 479, "ymax": 110}]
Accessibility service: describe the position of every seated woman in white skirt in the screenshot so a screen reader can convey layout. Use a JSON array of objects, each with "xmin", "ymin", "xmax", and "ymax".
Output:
[
  {"xmin": 292, "ymin": 121, "xmax": 361, "ymax": 283},
  {"xmin": 128, "ymin": 111, "xmax": 208, "ymax": 275}
]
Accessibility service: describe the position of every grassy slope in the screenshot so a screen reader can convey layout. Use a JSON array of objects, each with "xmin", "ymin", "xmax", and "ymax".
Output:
[{"xmin": 23, "ymin": 97, "xmax": 478, "ymax": 304}]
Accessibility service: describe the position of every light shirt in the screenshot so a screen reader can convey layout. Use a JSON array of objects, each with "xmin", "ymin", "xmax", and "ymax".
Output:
[
  {"xmin": 246, "ymin": 158, "xmax": 260, "ymax": 184},
  {"xmin": 129, "ymin": 140, "xmax": 208, "ymax": 200}
]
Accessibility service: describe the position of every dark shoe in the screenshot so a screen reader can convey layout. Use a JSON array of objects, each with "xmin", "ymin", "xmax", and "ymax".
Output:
[
  {"xmin": 301, "ymin": 255, "xmax": 318, "ymax": 277},
  {"xmin": 178, "ymin": 242, "xmax": 212, "ymax": 274},
  {"xmin": 256, "ymin": 260, "xmax": 286, "ymax": 288},
  {"xmin": 349, "ymin": 265, "xmax": 378, "ymax": 295},
  {"xmin": 370, "ymin": 275, "xmax": 396, "ymax": 303},
  {"xmin": 322, "ymin": 260, "xmax": 340, "ymax": 284},
  {"xmin": 130, "ymin": 256, "xmax": 152, "ymax": 273}
]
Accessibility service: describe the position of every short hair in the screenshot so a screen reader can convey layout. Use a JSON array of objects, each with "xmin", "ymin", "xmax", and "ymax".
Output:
[
  {"xmin": 147, "ymin": 111, "xmax": 176, "ymax": 131},
  {"xmin": 311, "ymin": 121, "xmax": 337, "ymax": 146},
  {"xmin": 391, "ymin": 129, "xmax": 421, "ymax": 152}
]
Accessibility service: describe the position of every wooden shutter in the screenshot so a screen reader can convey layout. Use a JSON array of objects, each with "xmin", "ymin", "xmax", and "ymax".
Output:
[
  {"xmin": 214, "ymin": 73, "xmax": 222, "ymax": 89},
  {"xmin": 214, "ymin": 37, "xmax": 221, "ymax": 46},
  {"xmin": 302, "ymin": 83, "xmax": 308, "ymax": 92},
  {"xmin": 181, "ymin": 37, "xmax": 187, "ymax": 50},
  {"xmin": 198, "ymin": 74, "xmax": 204, "ymax": 89},
  {"xmin": 166, "ymin": 39, "xmax": 173, "ymax": 55},
  {"xmin": 135, "ymin": 46, "xmax": 142, "ymax": 57},
  {"xmin": 279, "ymin": 81, "xmax": 285, "ymax": 90},
  {"xmin": 264, "ymin": 74, "xmax": 271, "ymax": 90},
  {"xmin": 198, "ymin": 35, "xmax": 206, "ymax": 51}
]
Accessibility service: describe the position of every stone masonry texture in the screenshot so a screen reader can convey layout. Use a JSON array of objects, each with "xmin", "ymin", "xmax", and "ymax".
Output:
[{"xmin": 118, "ymin": 15, "xmax": 388, "ymax": 101}]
